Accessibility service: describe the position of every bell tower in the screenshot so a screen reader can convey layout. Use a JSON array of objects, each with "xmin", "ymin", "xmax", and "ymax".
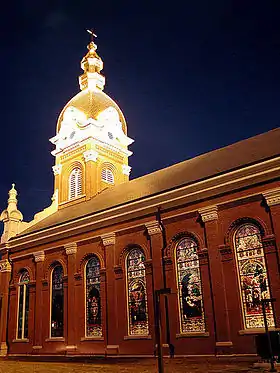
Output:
[{"xmin": 50, "ymin": 34, "xmax": 134, "ymax": 208}]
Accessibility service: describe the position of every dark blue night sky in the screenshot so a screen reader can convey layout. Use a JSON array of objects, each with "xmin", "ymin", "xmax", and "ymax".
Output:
[{"xmin": 1, "ymin": 1, "xmax": 280, "ymax": 221}]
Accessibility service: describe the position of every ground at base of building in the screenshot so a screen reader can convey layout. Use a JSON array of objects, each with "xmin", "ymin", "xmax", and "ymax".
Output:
[{"xmin": 0, "ymin": 358, "xmax": 271, "ymax": 373}]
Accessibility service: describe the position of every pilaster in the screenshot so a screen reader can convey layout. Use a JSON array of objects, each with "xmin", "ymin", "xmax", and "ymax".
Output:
[
  {"xmin": 33, "ymin": 251, "xmax": 45, "ymax": 352},
  {"xmin": 198, "ymin": 205, "xmax": 232, "ymax": 354},
  {"xmin": 0, "ymin": 259, "xmax": 12, "ymax": 356},
  {"xmin": 101, "ymin": 232, "xmax": 119, "ymax": 355},
  {"xmin": 65, "ymin": 242, "xmax": 78, "ymax": 353}
]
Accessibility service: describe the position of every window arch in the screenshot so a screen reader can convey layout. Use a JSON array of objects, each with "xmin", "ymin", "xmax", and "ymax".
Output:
[
  {"xmin": 85, "ymin": 256, "xmax": 102, "ymax": 337},
  {"xmin": 101, "ymin": 168, "xmax": 114, "ymax": 184},
  {"xmin": 175, "ymin": 237, "xmax": 205, "ymax": 333},
  {"xmin": 126, "ymin": 248, "xmax": 149, "ymax": 336},
  {"xmin": 234, "ymin": 223, "xmax": 274, "ymax": 329},
  {"xmin": 69, "ymin": 167, "xmax": 82, "ymax": 199},
  {"xmin": 17, "ymin": 270, "xmax": 30, "ymax": 340},
  {"xmin": 50, "ymin": 265, "xmax": 64, "ymax": 337}
]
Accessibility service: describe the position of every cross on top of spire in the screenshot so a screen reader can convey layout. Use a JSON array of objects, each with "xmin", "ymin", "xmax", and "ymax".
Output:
[{"xmin": 87, "ymin": 29, "xmax": 97, "ymax": 42}]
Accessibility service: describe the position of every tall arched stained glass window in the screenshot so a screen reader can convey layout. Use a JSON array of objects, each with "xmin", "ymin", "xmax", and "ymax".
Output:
[
  {"xmin": 234, "ymin": 223, "xmax": 275, "ymax": 329},
  {"xmin": 175, "ymin": 237, "xmax": 205, "ymax": 333},
  {"xmin": 85, "ymin": 257, "xmax": 102, "ymax": 337},
  {"xmin": 17, "ymin": 270, "xmax": 30, "ymax": 339},
  {"xmin": 126, "ymin": 248, "xmax": 149, "ymax": 336},
  {"xmin": 51, "ymin": 265, "xmax": 64, "ymax": 337}
]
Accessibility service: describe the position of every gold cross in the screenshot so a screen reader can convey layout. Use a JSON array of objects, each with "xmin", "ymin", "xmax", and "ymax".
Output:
[{"xmin": 87, "ymin": 29, "xmax": 97, "ymax": 42}]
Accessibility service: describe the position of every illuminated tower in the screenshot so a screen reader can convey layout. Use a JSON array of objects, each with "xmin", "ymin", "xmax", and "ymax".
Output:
[{"xmin": 50, "ymin": 35, "xmax": 134, "ymax": 207}]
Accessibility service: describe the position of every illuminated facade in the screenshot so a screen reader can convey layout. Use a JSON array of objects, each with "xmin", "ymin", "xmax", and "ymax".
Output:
[{"xmin": 0, "ymin": 36, "xmax": 280, "ymax": 358}]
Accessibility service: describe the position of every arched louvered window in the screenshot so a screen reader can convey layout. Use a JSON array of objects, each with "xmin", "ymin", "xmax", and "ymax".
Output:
[
  {"xmin": 69, "ymin": 167, "xmax": 82, "ymax": 199},
  {"xmin": 234, "ymin": 223, "xmax": 275, "ymax": 329},
  {"xmin": 175, "ymin": 237, "xmax": 205, "ymax": 333},
  {"xmin": 85, "ymin": 256, "xmax": 102, "ymax": 337},
  {"xmin": 126, "ymin": 248, "xmax": 149, "ymax": 336},
  {"xmin": 50, "ymin": 265, "xmax": 64, "ymax": 337},
  {"xmin": 17, "ymin": 270, "xmax": 30, "ymax": 339},
  {"xmin": 101, "ymin": 168, "xmax": 114, "ymax": 184}
]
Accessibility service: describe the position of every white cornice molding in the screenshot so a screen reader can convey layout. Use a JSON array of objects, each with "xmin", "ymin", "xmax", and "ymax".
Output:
[
  {"xmin": 33, "ymin": 251, "xmax": 45, "ymax": 262},
  {"xmin": 83, "ymin": 149, "xmax": 98, "ymax": 163},
  {"xmin": 101, "ymin": 232, "xmax": 116, "ymax": 246},
  {"xmin": 65, "ymin": 242, "xmax": 78, "ymax": 255},
  {"xmin": 263, "ymin": 188, "xmax": 280, "ymax": 207},
  {"xmin": 198, "ymin": 205, "xmax": 218, "ymax": 222},
  {"xmin": 52, "ymin": 164, "xmax": 62, "ymax": 176},
  {"xmin": 7, "ymin": 156, "xmax": 280, "ymax": 249},
  {"xmin": 0, "ymin": 259, "xmax": 11, "ymax": 272},
  {"xmin": 145, "ymin": 221, "xmax": 162, "ymax": 236}
]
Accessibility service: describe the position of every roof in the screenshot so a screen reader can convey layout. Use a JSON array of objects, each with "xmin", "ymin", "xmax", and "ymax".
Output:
[{"xmin": 17, "ymin": 127, "xmax": 280, "ymax": 237}]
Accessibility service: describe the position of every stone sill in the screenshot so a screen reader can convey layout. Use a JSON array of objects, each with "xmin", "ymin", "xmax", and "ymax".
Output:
[
  {"xmin": 239, "ymin": 328, "xmax": 280, "ymax": 335},
  {"xmin": 176, "ymin": 332, "xmax": 210, "ymax": 338},
  {"xmin": 12, "ymin": 339, "xmax": 29, "ymax": 343},
  {"xmin": 45, "ymin": 337, "xmax": 65, "ymax": 342},
  {"xmin": 124, "ymin": 334, "xmax": 152, "ymax": 340},
  {"xmin": 80, "ymin": 337, "xmax": 104, "ymax": 341}
]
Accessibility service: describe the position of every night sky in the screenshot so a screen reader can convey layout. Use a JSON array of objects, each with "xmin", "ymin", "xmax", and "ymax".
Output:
[{"xmin": 1, "ymin": 1, "xmax": 280, "ymax": 222}]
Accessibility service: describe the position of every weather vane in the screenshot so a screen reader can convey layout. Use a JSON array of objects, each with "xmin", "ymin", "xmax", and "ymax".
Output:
[{"xmin": 87, "ymin": 29, "xmax": 97, "ymax": 42}]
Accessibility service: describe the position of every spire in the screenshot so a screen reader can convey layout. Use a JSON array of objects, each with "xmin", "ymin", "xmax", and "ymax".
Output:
[
  {"xmin": 0, "ymin": 184, "xmax": 23, "ymax": 243},
  {"xmin": 79, "ymin": 30, "xmax": 105, "ymax": 91}
]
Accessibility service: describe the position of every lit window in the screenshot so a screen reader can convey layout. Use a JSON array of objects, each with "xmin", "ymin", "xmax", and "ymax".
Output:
[
  {"xmin": 85, "ymin": 257, "xmax": 102, "ymax": 337},
  {"xmin": 17, "ymin": 270, "xmax": 30, "ymax": 340},
  {"xmin": 175, "ymin": 237, "xmax": 205, "ymax": 333},
  {"xmin": 69, "ymin": 167, "xmax": 82, "ymax": 199},
  {"xmin": 126, "ymin": 248, "xmax": 149, "ymax": 336},
  {"xmin": 101, "ymin": 168, "xmax": 114, "ymax": 184},
  {"xmin": 234, "ymin": 223, "xmax": 275, "ymax": 329},
  {"xmin": 51, "ymin": 265, "xmax": 64, "ymax": 338}
]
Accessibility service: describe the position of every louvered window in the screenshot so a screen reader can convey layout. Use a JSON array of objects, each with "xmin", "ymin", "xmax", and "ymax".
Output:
[
  {"xmin": 69, "ymin": 168, "xmax": 82, "ymax": 199},
  {"xmin": 101, "ymin": 168, "xmax": 114, "ymax": 184}
]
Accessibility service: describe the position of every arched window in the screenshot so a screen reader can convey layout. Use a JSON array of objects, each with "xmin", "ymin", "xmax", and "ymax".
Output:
[
  {"xmin": 175, "ymin": 237, "xmax": 205, "ymax": 333},
  {"xmin": 126, "ymin": 248, "xmax": 149, "ymax": 336},
  {"xmin": 69, "ymin": 167, "xmax": 82, "ymax": 199},
  {"xmin": 85, "ymin": 257, "xmax": 102, "ymax": 337},
  {"xmin": 234, "ymin": 223, "xmax": 275, "ymax": 329},
  {"xmin": 101, "ymin": 168, "xmax": 114, "ymax": 184},
  {"xmin": 51, "ymin": 265, "xmax": 64, "ymax": 337},
  {"xmin": 17, "ymin": 270, "xmax": 30, "ymax": 339}
]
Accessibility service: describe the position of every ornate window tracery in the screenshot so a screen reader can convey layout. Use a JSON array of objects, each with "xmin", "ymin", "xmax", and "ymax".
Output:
[
  {"xmin": 17, "ymin": 270, "xmax": 30, "ymax": 339},
  {"xmin": 69, "ymin": 167, "xmax": 82, "ymax": 199},
  {"xmin": 175, "ymin": 237, "xmax": 205, "ymax": 333},
  {"xmin": 101, "ymin": 168, "xmax": 114, "ymax": 184},
  {"xmin": 126, "ymin": 248, "xmax": 149, "ymax": 335},
  {"xmin": 234, "ymin": 223, "xmax": 275, "ymax": 329},
  {"xmin": 85, "ymin": 256, "xmax": 102, "ymax": 337},
  {"xmin": 51, "ymin": 265, "xmax": 64, "ymax": 337}
]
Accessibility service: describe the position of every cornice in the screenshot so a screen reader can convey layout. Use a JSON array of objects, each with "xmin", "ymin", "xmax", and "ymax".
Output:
[{"xmin": 7, "ymin": 155, "xmax": 280, "ymax": 250}]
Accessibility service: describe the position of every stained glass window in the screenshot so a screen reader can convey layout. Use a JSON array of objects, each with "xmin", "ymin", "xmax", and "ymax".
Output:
[
  {"xmin": 234, "ymin": 223, "xmax": 275, "ymax": 329},
  {"xmin": 17, "ymin": 270, "xmax": 30, "ymax": 339},
  {"xmin": 51, "ymin": 265, "xmax": 64, "ymax": 337},
  {"xmin": 175, "ymin": 237, "xmax": 205, "ymax": 333},
  {"xmin": 126, "ymin": 249, "xmax": 149, "ymax": 335},
  {"xmin": 69, "ymin": 167, "xmax": 82, "ymax": 199},
  {"xmin": 85, "ymin": 257, "xmax": 102, "ymax": 337}
]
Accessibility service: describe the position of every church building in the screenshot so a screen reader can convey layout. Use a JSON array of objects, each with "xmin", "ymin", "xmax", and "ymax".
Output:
[{"xmin": 0, "ymin": 36, "xmax": 279, "ymax": 358}]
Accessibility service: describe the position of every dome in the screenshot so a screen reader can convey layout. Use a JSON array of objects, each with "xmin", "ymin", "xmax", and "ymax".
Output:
[{"xmin": 56, "ymin": 89, "xmax": 127, "ymax": 135}]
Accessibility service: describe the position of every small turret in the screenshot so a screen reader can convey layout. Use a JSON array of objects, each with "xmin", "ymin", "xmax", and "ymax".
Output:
[{"xmin": 0, "ymin": 184, "xmax": 23, "ymax": 243}]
